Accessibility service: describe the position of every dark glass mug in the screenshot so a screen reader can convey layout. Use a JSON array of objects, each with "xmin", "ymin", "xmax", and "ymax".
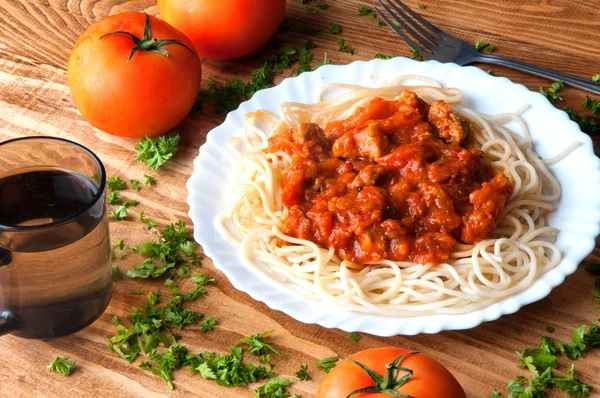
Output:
[{"xmin": 0, "ymin": 137, "xmax": 112, "ymax": 338}]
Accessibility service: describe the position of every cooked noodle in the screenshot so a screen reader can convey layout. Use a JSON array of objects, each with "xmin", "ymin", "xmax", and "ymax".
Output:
[{"xmin": 218, "ymin": 76, "xmax": 578, "ymax": 316}]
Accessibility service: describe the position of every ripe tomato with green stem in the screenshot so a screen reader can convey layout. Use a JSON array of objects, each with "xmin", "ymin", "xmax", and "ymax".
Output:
[
  {"xmin": 157, "ymin": 0, "xmax": 286, "ymax": 60},
  {"xmin": 316, "ymin": 347, "xmax": 466, "ymax": 398},
  {"xmin": 67, "ymin": 13, "xmax": 201, "ymax": 138}
]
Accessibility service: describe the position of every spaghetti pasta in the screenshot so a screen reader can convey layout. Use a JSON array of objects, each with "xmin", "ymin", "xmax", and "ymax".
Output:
[{"xmin": 218, "ymin": 77, "xmax": 577, "ymax": 316}]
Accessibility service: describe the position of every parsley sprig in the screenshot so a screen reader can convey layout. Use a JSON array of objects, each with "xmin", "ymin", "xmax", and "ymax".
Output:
[
  {"xmin": 315, "ymin": 356, "xmax": 338, "ymax": 373},
  {"xmin": 295, "ymin": 364, "xmax": 311, "ymax": 381},
  {"xmin": 237, "ymin": 330, "xmax": 279, "ymax": 358},
  {"xmin": 135, "ymin": 133, "xmax": 180, "ymax": 170},
  {"xmin": 540, "ymin": 80, "xmax": 564, "ymax": 103},
  {"xmin": 46, "ymin": 356, "xmax": 76, "ymax": 376}
]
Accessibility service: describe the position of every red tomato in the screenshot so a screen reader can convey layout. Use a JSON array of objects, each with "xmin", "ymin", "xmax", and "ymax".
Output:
[
  {"xmin": 316, "ymin": 347, "xmax": 466, "ymax": 398},
  {"xmin": 157, "ymin": 0, "xmax": 286, "ymax": 60},
  {"xmin": 67, "ymin": 13, "xmax": 201, "ymax": 138}
]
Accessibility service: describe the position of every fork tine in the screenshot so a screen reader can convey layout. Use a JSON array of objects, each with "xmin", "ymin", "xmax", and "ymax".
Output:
[
  {"xmin": 376, "ymin": 2, "xmax": 433, "ymax": 54},
  {"xmin": 389, "ymin": 0, "xmax": 447, "ymax": 37},
  {"xmin": 380, "ymin": 0, "xmax": 440, "ymax": 44}
]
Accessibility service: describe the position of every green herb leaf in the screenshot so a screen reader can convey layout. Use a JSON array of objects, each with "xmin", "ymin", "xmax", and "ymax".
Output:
[
  {"xmin": 374, "ymin": 53, "xmax": 396, "ymax": 60},
  {"xmin": 513, "ymin": 327, "xmax": 521, "ymax": 335},
  {"xmin": 46, "ymin": 357, "xmax": 76, "ymax": 376},
  {"xmin": 107, "ymin": 176, "xmax": 127, "ymax": 191},
  {"xmin": 546, "ymin": 326, "xmax": 555, "ymax": 334},
  {"xmin": 540, "ymin": 81, "xmax": 564, "ymax": 103},
  {"xmin": 140, "ymin": 211, "xmax": 159, "ymax": 227},
  {"xmin": 336, "ymin": 38, "xmax": 355, "ymax": 55},
  {"xmin": 107, "ymin": 192, "xmax": 121, "ymax": 204},
  {"xmin": 418, "ymin": 4, "xmax": 427, "ymax": 9},
  {"xmin": 126, "ymin": 258, "xmax": 175, "ymax": 279},
  {"xmin": 378, "ymin": 19, "xmax": 385, "ymax": 27},
  {"xmin": 129, "ymin": 290, "xmax": 143, "ymax": 295},
  {"xmin": 475, "ymin": 41, "xmax": 490, "ymax": 51},
  {"xmin": 593, "ymin": 75, "xmax": 600, "ymax": 82},
  {"xmin": 112, "ymin": 265, "xmax": 123, "ymax": 281},
  {"xmin": 148, "ymin": 289, "xmax": 161, "ymax": 305},
  {"xmin": 582, "ymin": 96, "xmax": 600, "ymax": 116},
  {"xmin": 238, "ymin": 330, "xmax": 279, "ymax": 357},
  {"xmin": 135, "ymin": 133, "xmax": 180, "ymax": 170},
  {"xmin": 316, "ymin": 3, "xmax": 329, "ymax": 9},
  {"xmin": 562, "ymin": 107, "xmax": 600, "ymax": 135},
  {"xmin": 144, "ymin": 174, "xmax": 156, "ymax": 186},
  {"xmin": 358, "ymin": 5, "xmax": 377, "ymax": 18},
  {"xmin": 296, "ymin": 364, "xmax": 311, "ymax": 381},
  {"xmin": 488, "ymin": 70, "xmax": 496, "ymax": 76},
  {"xmin": 303, "ymin": 26, "xmax": 322, "ymax": 36},
  {"xmin": 329, "ymin": 23, "xmax": 341, "ymax": 34},
  {"xmin": 255, "ymin": 378, "xmax": 293, "ymax": 398},
  {"xmin": 315, "ymin": 356, "xmax": 338, "ymax": 373},
  {"xmin": 409, "ymin": 49, "xmax": 424, "ymax": 61},
  {"xmin": 110, "ymin": 205, "xmax": 130, "ymax": 220},
  {"xmin": 350, "ymin": 332, "xmax": 362, "ymax": 343},
  {"xmin": 200, "ymin": 316, "xmax": 217, "ymax": 333},
  {"xmin": 130, "ymin": 179, "xmax": 141, "ymax": 192}
]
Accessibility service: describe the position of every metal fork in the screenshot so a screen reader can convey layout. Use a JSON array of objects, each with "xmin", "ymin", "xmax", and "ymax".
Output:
[{"xmin": 376, "ymin": 0, "xmax": 600, "ymax": 95}]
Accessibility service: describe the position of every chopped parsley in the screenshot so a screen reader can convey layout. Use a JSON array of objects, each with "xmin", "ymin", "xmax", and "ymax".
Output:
[
  {"xmin": 112, "ymin": 265, "xmax": 123, "ymax": 281},
  {"xmin": 107, "ymin": 176, "xmax": 127, "ymax": 191},
  {"xmin": 350, "ymin": 332, "xmax": 362, "ymax": 343},
  {"xmin": 109, "ymin": 205, "xmax": 129, "ymax": 220},
  {"xmin": 546, "ymin": 326, "xmax": 556, "ymax": 334},
  {"xmin": 562, "ymin": 107, "xmax": 599, "ymax": 135},
  {"xmin": 237, "ymin": 330, "xmax": 279, "ymax": 357},
  {"xmin": 540, "ymin": 80, "xmax": 564, "ymax": 103},
  {"xmin": 513, "ymin": 327, "xmax": 521, "ymax": 335},
  {"xmin": 46, "ymin": 357, "xmax": 76, "ymax": 376},
  {"xmin": 582, "ymin": 96, "xmax": 600, "ymax": 116},
  {"xmin": 393, "ymin": 19, "xmax": 402, "ymax": 28},
  {"xmin": 488, "ymin": 70, "xmax": 496, "ymax": 76},
  {"xmin": 130, "ymin": 179, "xmax": 141, "ymax": 192},
  {"xmin": 200, "ymin": 316, "xmax": 216, "ymax": 333},
  {"xmin": 329, "ymin": 23, "xmax": 341, "ymax": 34},
  {"xmin": 316, "ymin": 3, "xmax": 329, "ymax": 9},
  {"xmin": 358, "ymin": 6, "xmax": 377, "ymax": 18},
  {"xmin": 139, "ymin": 211, "xmax": 158, "ymax": 227},
  {"xmin": 378, "ymin": 19, "xmax": 386, "ymax": 27},
  {"xmin": 419, "ymin": 4, "xmax": 427, "ymax": 9},
  {"xmin": 375, "ymin": 53, "xmax": 396, "ymax": 60},
  {"xmin": 144, "ymin": 174, "xmax": 156, "ymax": 186},
  {"xmin": 336, "ymin": 39, "xmax": 355, "ymax": 55},
  {"xmin": 592, "ymin": 74, "xmax": 600, "ymax": 82},
  {"xmin": 315, "ymin": 356, "xmax": 338, "ymax": 373},
  {"xmin": 107, "ymin": 191, "xmax": 121, "ymax": 204},
  {"xmin": 296, "ymin": 364, "xmax": 311, "ymax": 381},
  {"xmin": 255, "ymin": 378, "xmax": 293, "ymax": 398},
  {"xmin": 129, "ymin": 290, "xmax": 143, "ymax": 295},
  {"xmin": 134, "ymin": 133, "xmax": 180, "ymax": 170},
  {"xmin": 475, "ymin": 41, "xmax": 491, "ymax": 51},
  {"xmin": 409, "ymin": 49, "xmax": 424, "ymax": 61}
]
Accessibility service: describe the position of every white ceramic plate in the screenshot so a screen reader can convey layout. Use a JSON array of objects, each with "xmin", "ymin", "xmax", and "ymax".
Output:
[{"xmin": 187, "ymin": 58, "xmax": 600, "ymax": 336}]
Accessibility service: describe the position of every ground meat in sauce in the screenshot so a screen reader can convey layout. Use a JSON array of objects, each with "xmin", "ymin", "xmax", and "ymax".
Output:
[{"xmin": 267, "ymin": 92, "xmax": 513, "ymax": 265}]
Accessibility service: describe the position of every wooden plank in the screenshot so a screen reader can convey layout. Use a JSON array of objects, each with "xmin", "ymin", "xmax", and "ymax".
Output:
[{"xmin": 1, "ymin": 0, "xmax": 600, "ymax": 396}]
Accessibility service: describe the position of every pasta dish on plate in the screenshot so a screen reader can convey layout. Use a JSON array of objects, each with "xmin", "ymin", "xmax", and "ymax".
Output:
[{"xmin": 218, "ymin": 76, "xmax": 578, "ymax": 316}]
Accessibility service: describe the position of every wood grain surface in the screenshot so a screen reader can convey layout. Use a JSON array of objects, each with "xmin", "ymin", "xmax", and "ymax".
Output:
[{"xmin": 1, "ymin": 0, "xmax": 600, "ymax": 397}]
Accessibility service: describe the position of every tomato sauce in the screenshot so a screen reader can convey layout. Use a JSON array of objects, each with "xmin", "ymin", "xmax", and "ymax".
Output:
[{"xmin": 267, "ymin": 92, "xmax": 513, "ymax": 265}]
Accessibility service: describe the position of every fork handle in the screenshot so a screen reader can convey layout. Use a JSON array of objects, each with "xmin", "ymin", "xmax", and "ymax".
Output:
[{"xmin": 473, "ymin": 53, "xmax": 600, "ymax": 95}]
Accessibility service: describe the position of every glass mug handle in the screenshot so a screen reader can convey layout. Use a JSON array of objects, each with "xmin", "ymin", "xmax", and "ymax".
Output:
[{"xmin": 0, "ymin": 246, "xmax": 20, "ymax": 336}]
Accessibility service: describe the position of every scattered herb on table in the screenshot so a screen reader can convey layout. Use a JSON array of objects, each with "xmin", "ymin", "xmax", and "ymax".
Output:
[
  {"xmin": 488, "ymin": 70, "xmax": 496, "ymax": 76},
  {"xmin": 393, "ymin": 19, "xmax": 402, "ymax": 28},
  {"xmin": 350, "ymin": 332, "xmax": 362, "ymax": 343},
  {"xmin": 255, "ymin": 378, "xmax": 293, "ymax": 398},
  {"xmin": 419, "ymin": 4, "xmax": 427, "ymax": 9},
  {"xmin": 112, "ymin": 265, "xmax": 123, "ymax": 281},
  {"xmin": 329, "ymin": 23, "xmax": 341, "ymax": 34},
  {"xmin": 316, "ymin": 3, "xmax": 329, "ymax": 9},
  {"xmin": 46, "ymin": 357, "xmax": 76, "ymax": 376},
  {"xmin": 238, "ymin": 330, "xmax": 279, "ymax": 357},
  {"xmin": 546, "ymin": 326, "xmax": 555, "ymax": 334},
  {"xmin": 357, "ymin": 6, "xmax": 377, "ymax": 18},
  {"xmin": 129, "ymin": 290, "xmax": 143, "ymax": 295},
  {"xmin": 512, "ymin": 327, "xmax": 521, "ymax": 335},
  {"xmin": 139, "ymin": 211, "xmax": 158, "ymax": 227},
  {"xmin": 200, "ymin": 316, "xmax": 216, "ymax": 333},
  {"xmin": 375, "ymin": 53, "xmax": 396, "ymax": 60},
  {"xmin": 562, "ymin": 107, "xmax": 599, "ymax": 135},
  {"xmin": 315, "ymin": 356, "xmax": 338, "ymax": 373},
  {"xmin": 296, "ymin": 364, "xmax": 311, "ymax": 381},
  {"xmin": 410, "ymin": 49, "xmax": 424, "ymax": 61},
  {"xmin": 336, "ymin": 39, "xmax": 355, "ymax": 55},
  {"xmin": 302, "ymin": 26, "xmax": 322, "ymax": 36},
  {"xmin": 582, "ymin": 96, "xmax": 600, "ymax": 116},
  {"xmin": 144, "ymin": 174, "xmax": 156, "ymax": 186},
  {"xmin": 110, "ymin": 205, "xmax": 130, "ymax": 220},
  {"xmin": 130, "ymin": 179, "xmax": 141, "ymax": 191},
  {"xmin": 134, "ymin": 133, "xmax": 180, "ymax": 170},
  {"xmin": 378, "ymin": 19, "xmax": 386, "ymax": 27},
  {"xmin": 107, "ymin": 191, "xmax": 121, "ymax": 204},
  {"xmin": 475, "ymin": 41, "xmax": 491, "ymax": 51},
  {"xmin": 540, "ymin": 80, "xmax": 564, "ymax": 103},
  {"xmin": 107, "ymin": 176, "xmax": 127, "ymax": 191},
  {"xmin": 592, "ymin": 75, "xmax": 600, "ymax": 82}
]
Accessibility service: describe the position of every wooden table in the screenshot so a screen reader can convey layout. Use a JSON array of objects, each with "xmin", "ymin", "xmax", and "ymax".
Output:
[{"xmin": 1, "ymin": 0, "xmax": 599, "ymax": 396}]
